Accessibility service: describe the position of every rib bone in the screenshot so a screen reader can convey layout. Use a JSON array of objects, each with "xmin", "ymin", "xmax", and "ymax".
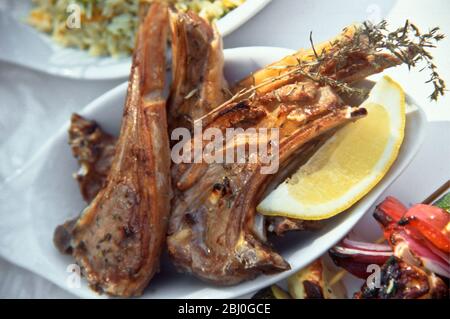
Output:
[{"xmin": 168, "ymin": 9, "xmax": 229, "ymax": 132}]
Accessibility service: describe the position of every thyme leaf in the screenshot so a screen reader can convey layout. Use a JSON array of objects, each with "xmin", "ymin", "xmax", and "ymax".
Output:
[{"xmin": 229, "ymin": 20, "xmax": 445, "ymax": 105}]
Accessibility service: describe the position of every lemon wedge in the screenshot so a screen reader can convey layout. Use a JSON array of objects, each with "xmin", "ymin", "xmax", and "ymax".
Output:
[{"xmin": 257, "ymin": 76, "xmax": 406, "ymax": 220}]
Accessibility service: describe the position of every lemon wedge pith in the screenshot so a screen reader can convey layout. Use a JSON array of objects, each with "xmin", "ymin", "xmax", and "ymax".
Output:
[{"xmin": 257, "ymin": 76, "xmax": 406, "ymax": 220}]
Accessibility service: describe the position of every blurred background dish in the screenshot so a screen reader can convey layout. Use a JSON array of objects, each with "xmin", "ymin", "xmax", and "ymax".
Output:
[{"xmin": 0, "ymin": 0, "xmax": 271, "ymax": 79}]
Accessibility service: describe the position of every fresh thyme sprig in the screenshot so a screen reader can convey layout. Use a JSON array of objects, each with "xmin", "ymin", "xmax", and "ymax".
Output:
[
  {"xmin": 360, "ymin": 20, "xmax": 446, "ymax": 100},
  {"xmin": 229, "ymin": 20, "xmax": 446, "ymax": 104},
  {"xmin": 308, "ymin": 20, "xmax": 446, "ymax": 100}
]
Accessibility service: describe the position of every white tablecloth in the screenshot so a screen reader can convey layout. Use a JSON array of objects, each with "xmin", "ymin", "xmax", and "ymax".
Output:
[{"xmin": 1, "ymin": 0, "xmax": 449, "ymax": 298}]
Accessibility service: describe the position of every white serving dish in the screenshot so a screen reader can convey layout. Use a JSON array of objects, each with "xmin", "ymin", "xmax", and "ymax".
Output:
[{"xmin": 0, "ymin": 46, "xmax": 427, "ymax": 298}]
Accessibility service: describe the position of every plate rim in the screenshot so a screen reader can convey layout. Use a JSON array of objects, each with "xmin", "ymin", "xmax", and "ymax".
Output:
[{"xmin": 0, "ymin": 0, "xmax": 272, "ymax": 80}]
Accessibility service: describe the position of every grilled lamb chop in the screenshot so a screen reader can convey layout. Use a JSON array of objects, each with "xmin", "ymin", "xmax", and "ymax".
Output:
[
  {"xmin": 167, "ymin": 9, "xmax": 229, "ymax": 132},
  {"xmin": 167, "ymin": 80, "xmax": 367, "ymax": 284},
  {"xmin": 230, "ymin": 25, "xmax": 401, "ymax": 235},
  {"xmin": 354, "ymin": 256, "xmax": 448, "ymax": 299},
  {"xmin": 53, "ymin": 3, "xmax": 171, "ymax": 297}
]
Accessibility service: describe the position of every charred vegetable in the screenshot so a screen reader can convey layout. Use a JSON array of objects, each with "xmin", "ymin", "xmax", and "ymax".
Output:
[{"xmin": 288, "ymin": 259, "xmax": 347, "ymax": 299}]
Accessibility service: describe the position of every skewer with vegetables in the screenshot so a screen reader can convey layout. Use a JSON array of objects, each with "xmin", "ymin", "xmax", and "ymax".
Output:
[{"xmin": 254, "ymin": 182, "xmax": 450, "ymax": 299}]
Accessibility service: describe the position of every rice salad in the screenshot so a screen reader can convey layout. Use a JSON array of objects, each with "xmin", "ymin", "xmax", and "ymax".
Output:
[{"xmin": 28, "ymin": 0, "xmax": 245, "ymax": 57}]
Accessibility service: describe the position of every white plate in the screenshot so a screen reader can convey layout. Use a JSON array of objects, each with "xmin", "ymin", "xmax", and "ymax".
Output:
[
  {"xmin": 0, "ymin": 47, "xmax": 427, "ymax": 298},
  {"xmin": 0, "ymin": 0, "xmax": 271, "ymax": 80}
]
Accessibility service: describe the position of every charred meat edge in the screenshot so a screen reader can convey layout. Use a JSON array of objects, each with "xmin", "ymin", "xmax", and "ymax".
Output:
[{"xmin": 54, "ymin": 3, "xmax": 171, "ymax": 297}]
